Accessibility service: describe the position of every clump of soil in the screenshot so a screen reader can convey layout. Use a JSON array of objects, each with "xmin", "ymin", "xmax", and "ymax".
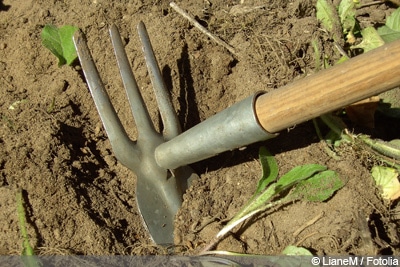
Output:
[{"xmin": 0, "ymin": 0, "xmax": 399, "ymax": 255}]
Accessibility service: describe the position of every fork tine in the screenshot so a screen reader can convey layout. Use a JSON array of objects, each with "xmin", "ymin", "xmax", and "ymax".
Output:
[
  {"xmin": 137, "ymin": 21, "xmax": 182, "ymax": 141},
  {"xmin": 75, "ymin": 25, "xmax": 200, "ymax": 245},
  {"xmin": 109, "ymin": 25, "xmax": 158, "ymax": 141},
  {"xmin": 73, "ymin": 30, "xmax": 140, "ymax": 167}
]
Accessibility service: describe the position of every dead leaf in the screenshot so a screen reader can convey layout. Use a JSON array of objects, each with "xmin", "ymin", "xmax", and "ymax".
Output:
[
  {"xmin": 345, "ymin": 96, "xmax": 380, "ymax": 128},
  {"xmin": 371, "ymin": 166, "xmax": 400, "ymax": 201}
]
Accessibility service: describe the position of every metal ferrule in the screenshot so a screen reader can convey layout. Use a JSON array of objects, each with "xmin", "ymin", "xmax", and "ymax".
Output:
[{"xmin": 155, "ymin": 92, "xmax": 277, "ymax": 169}]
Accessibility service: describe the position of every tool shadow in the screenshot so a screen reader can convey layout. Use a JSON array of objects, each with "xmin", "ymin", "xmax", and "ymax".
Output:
[{"xmin": 191, "ymin": 121, "xmax": 321, "ymax": 174}]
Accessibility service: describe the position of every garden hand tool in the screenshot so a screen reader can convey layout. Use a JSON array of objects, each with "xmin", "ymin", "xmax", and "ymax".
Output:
[
  {"xmin": 74, "ymin": 22, "xmax": 400, "ymax": 245},
  {"xmin": 74, "ymin": 23, "xmax": 198, "ymax": 245}
]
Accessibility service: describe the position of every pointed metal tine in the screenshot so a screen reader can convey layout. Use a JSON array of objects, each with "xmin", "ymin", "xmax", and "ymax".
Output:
[
  {"xmin": 137, "ymin": 21, "xmax": 182, "ymax": 141},
  {"xmin": 75, "ymin": 25, "xmax": 200, "ymax": 245},
  {"xmin": 109, "ymin": 25, "xmax": 157, "ymax": 140},
  {"xmin": 73, "ymin": 30, "xmax": 140, "ymax": 167}
]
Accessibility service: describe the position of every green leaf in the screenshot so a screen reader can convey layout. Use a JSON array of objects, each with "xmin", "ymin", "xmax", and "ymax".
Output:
[
  {"xmin": 351, "ymin": 27, "xmax": 385, "ymax": 52},
  {"xmin": 216, "ymin": 149, "xmax": 279, "ymax": 238},
  {"xmin": 371, "ymin": 166, "xmax": 400, "ymax": 201},
  {"xmin": 276, "ymin": 164, "xmax": 327, "ymax": 192},
  {"xmin": 377, "ymin": 8, "xmax": 400, "ymax": 43},
  {"xmin": 255, "ymin": 147, "xmax": 279, "ymax": 195},
  {"xmin": 386, "ymin": 7, "xmax": 400, "ymax": 31},
  {"xmin": 290, "ymin": 170, "xmax": 344, "ymax": 202},
  {"xmin": 41, "ymin": 24, "xmax": 79, "ymax": 66},
  {"xmin": 316, "ymin": 0, "xmax": 336, "ymax": 33},
  {"xmin": 316, "ymin": 0, "xmax": 343, "ymax": 42},
  {"xmin": 320, "ymin": 114, "xmax": 346, "ymax": 135},
  {"xmin": 320, "ymin": 114, "xmax": 352, "ymax": 143},
  {"xmin": 217, "ymin": 183, "xmax": 279, "ymax": 238},
  {"xmin": 325, "ymin": 130, "xmax": 343, "ymax": 147},
  {"xmin": 378, "ymin": 26, "xmax": 400, "ymax": 43},
  {"xmin": 217, "ymin": 165, "xmax": 337, "ymax": 238},
  {"xmin": 336, "ymin": 55, "xmax": 349, "ymax": 64},
  {"xmin": 282, "ymin": 245, "xmax": 313, "ymax": 256},
  {"xmin": 338, "ymin": 0, "xmax": 358, "ymax": 34}
]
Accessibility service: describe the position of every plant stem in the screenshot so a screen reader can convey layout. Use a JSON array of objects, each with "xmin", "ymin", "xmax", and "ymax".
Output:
[
  {"xmin": 16, "ymin": 189, "xmax": 35, "ymax": 256},
  {"xmin": 359, "ymin": 135, "xmax": 400, "ymax": 161},
  {"xmin": 312, "ymin": 118, "xmax": 341, "ymax": 160},
  {"xmin": 17, "ymin": 189, "xmax": 43, "ymax": 267}
]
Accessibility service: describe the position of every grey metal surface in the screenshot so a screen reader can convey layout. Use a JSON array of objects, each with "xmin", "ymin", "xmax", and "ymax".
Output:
[
  {"xmin": 73, "ymin": 23, "xmax": 198, "ymax": 245},
  {"xmin": 138, "ymin": 22, "xmax": 182, "ymax": 141},
  {"xmin": 155, "ymin": 92, "xmax": 277, "ymax": 170}
]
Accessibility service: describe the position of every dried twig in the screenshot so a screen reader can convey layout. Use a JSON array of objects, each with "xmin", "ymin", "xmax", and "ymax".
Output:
[
  {"xmin": 334, "ymin": 42, "xmax": 349, "ymax": 59},
  {"xmin": 170, "ymin": 2, "xmax": 237, "ymax": 55},
  {"xmin": 293, "ymin": 211, "xmax": 324, "ymax": 237}
]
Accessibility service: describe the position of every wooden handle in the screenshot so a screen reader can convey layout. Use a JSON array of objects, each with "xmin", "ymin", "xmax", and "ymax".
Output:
[{"xmin": 255, "ymin": 40, "xmax": 400, "ymax": 133}]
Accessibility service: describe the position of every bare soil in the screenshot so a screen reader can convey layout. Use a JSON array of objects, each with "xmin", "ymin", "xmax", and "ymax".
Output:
[{"xmin": 1, "ymin": 0, "xmax": 399, "ymax": 255}]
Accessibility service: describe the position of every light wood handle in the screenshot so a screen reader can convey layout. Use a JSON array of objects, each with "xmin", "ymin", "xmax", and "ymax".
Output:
[{"xmin": 255, "ymin": 40, "xmax": 400, "ymax": 133}]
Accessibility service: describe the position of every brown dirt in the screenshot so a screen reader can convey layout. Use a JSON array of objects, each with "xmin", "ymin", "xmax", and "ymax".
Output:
[{"xmin": 1, "ymin": 0, "xmax": 399, "ymax": 256}]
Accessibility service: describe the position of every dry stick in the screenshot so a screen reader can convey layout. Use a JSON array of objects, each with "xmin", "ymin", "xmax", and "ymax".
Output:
[
  {"xmin": 295, "ymin": 232, "xmax": 341, "ymax": 251},
  {"xmin": 292, "ymin": 211, "xmax": 325, "ymax": 237},
  {"xmin": 356, "ymin": 211, "xmax": 376, "ymax": 254},
  {"xmin": 268, "ymin": 220, "xmax": 280, "ymax": 247},
  {"xmin": 295, "ymin": 232, "xmax": 319, "ymax": 247},
  {"xmin": 170, "ymin": 2, "xmax": 237, "ymax": 55},
  {"xmin": 359, "ymin": 1, "xmax": 385, "ymax": 8},
  {"xmin": 333, "ymin": 42, "xmax": 349, "ymax": 59},
  {"xmin": 190, "ymin": 213, "xmax": 223, "ymax": 233}
]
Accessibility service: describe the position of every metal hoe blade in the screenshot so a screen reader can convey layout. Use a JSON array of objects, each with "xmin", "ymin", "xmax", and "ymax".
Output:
[{"xmin": 73, "ymin": 22, "xmax": 198, "ymax": 245}]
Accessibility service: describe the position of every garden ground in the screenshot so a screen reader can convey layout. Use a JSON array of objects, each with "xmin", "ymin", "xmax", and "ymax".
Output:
[{"xmin": 1, "ymin": 0, "xmax": 399, "ymax": 255}]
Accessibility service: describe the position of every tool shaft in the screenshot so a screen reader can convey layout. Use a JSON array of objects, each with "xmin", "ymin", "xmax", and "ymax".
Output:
[
  {"xmin": 255, "ymin": 39, "xmax": 400, "ymax": 133},
  {"xmin": 156, "ymin": 40, "xmax": 400, "ymax": 170}
]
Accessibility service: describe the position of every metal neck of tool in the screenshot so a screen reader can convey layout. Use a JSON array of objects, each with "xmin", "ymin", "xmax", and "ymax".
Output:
[{"xmin": 155, "ymin": 91, "xmax": 277, "ymax": 170}]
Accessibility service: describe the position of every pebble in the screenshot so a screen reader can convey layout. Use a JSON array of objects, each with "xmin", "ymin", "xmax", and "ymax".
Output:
[{"xmin": 53, "ymin": 228, "xmax": 60, "ymax": 240}]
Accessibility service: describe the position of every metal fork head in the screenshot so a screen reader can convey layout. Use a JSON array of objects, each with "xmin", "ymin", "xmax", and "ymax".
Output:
[{"xmin": 73, "ymin": 22, "xmax": 198, "ymax": 245}]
